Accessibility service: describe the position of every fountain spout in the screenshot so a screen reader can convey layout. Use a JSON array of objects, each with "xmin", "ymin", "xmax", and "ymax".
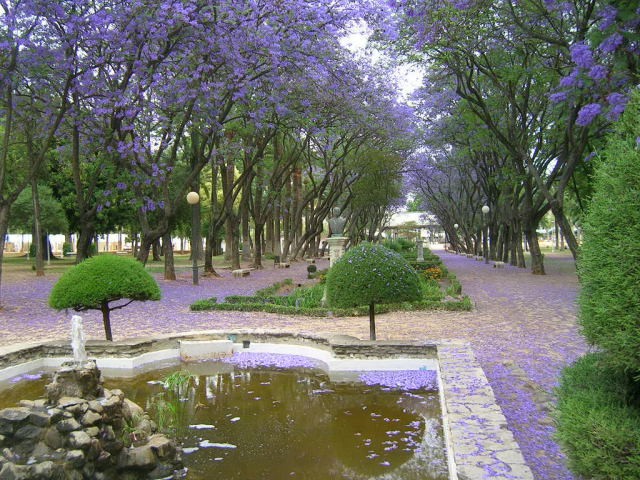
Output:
[{"xmin": 71, "ymin": 315, "xmax": 87, "ymax": 364}]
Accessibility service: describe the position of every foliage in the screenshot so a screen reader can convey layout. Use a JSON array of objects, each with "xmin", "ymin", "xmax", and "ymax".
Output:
[
  {"xmin": 48, "ymin": 255, "xmax": 161, "ymax": 340},
  {"xmin": 422, "ymin": 266, "xmax": 443, "ymax": 281},
  {"xmin": 555, "ymin": 354, "xmax": 640, "ymax": 479},
  {"xmin": 9, "ymin": 185, "xmax": 69, "ymax": 234},
  {"xmin": 255, "ymin": 278, "xmax": 294, "ymax": 297},
  {"xmin": 578, "ymin": 92, "xmax": 640, "ymax": 375},
  {"xmin": 148, "ymin": 370, "xmax": 196, "ymax": 438},
  {"xmin": 382, "ymin": 238, "xmax": 416, "ymax": 253},
  {"xmin": 326, "ymin": 243, "xmax": 421, "ymax": 309}
]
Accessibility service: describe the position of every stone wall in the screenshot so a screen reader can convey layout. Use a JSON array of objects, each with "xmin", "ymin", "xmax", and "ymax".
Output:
[{"xmin": 0, "ymin": 361, "xmax": 184, "ymax": 480}]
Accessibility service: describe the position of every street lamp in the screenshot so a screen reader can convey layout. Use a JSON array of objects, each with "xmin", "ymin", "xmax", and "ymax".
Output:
[
  {"xmin": 186, "ymin": 191, "xmax": 200, "ymax": 285},
  {"xmin": 481, "ymin": 205, "xmax": 490, "ymax": 264}
]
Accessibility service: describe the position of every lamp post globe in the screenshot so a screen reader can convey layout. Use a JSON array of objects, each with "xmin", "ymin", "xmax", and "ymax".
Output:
[
  {"xmin": 481, "ymin": 205, "xmax": 490, "ymax": 264},
  {"xmin": 454, "ymin": 223, "xmax": 459, "ymax": 229},
  {"xmin": 186, "ymin": 191, "xmax": 200, "ymax": 285},
  {"xmin": 186, "ymin": 191, "xmax": 200, "ymax": 205}
]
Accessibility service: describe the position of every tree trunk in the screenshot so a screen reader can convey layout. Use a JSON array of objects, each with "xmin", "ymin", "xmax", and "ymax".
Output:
[
  {"xmin": 0, "ymin": 203, "xmax": 11, "ymax": 308},
  {"xmin": 252, "ymin": 222, "xmax": 265, "ymax": 269},
  {"xmin": 241, "ymin": 189, "xmax": 251, "ymax": 261},
  {"xmin": 31, "ymin": 179, "xmax": 45, "ymax": 276},
  {"xmin": 163, "ymin": 231, "xmax": 176, "ymax": 280},
  {"xmin": 369, "ymin": 302, "xmax": 376, "ymax": 341},
  {"xmin": 152, "ymin": 239, "xmax": 161, "ymax": 261},
  {"xmin": 525, "ymin": 224, "xmax": 545, "ymax": 275},
  {"xmin": 101, "ymin": 302, "xmax": 113, "ymax": 341},
  {"xmin": 76, "ymin": 227, "xmax": 95, "ymax": 263}
]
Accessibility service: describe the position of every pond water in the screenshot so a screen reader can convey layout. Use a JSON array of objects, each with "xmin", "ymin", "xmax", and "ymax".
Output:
[{"xmin": 0, "ymin": 355, "xmax": 448, "ymax": 480}]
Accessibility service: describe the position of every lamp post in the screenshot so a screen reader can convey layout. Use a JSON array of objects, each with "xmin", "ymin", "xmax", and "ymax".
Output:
[
  {"xmin": 187, "ymin": 191, "xmax": 200, "ymax": 285},
  {"xmin": 481, "ymin": 205, "xmax": 490, "ymax": 264}
]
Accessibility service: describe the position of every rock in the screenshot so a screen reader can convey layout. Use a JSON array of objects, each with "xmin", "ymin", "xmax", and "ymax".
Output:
[
  {"xmin": 28, "ymin": 412, "xmax": 50, "ymax": 428},
  {"xmin": 0, "ymin": 462, "xmax": 30, "ymax": 480},
  {"xmin": 46, "ymin": 361, "xmax": 103, "ymax": 404},
  {"xmin": 14, "ymin": 424, "xmax": 42, "ymax": 441},
  {"xmin": 122, "ymin": 399, "xmax": 143, "ymax": 420},
  {"xmin": 56, "ymin": 418, "xmax": 81, "ymax": 433},
  {"xmin": 117, "ymin": 445, "xmax": 157, "ymax": 470},
  {"xmin": 80, "ymin": 411, "xmax": 102, "ymax": 427},
  {"xmin": 45, "ymin": 408, "xmax": 65, "ymax": 424},
  {"xmin": 68, "ymin": 431, "xmax": 92, "ymax": 450},
  {"xmin": 147, "ymin": 435, "xmax": 175, "ymax": 460},
  {"xmin": 85, "ymin": 426, "xmax": 100, "ymax": 438},
  {"xmin": 43, "ymin": 427, "xmax": 65, "ymax": 450},
  {"xmin": 0, "ymin": 408, "xmax": 31, "ymax": 423},
  {"xmin": 87, "ymin": 400, "xmax": 104, "ymax": 414},
  {"xmin": 66, "ymin": 449, "xmax": 86, "ymax": 468},
  {"xmin": 30, "ymin": 460, "xmax": 58, "ymax": 480},
  {"xmin": 30, "ymin": 441, "xmax": 52, "ymax": 459},
  {"xmin": 94, "ymin": 450, "xmax": 112, "ymax": 471}
]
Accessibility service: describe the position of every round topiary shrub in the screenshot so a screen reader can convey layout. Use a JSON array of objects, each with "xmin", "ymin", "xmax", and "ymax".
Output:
[
  {"xmin": 325, "ymin": 243, "xmax": 421, "ymax": 340},
  {"xmin": 578, "ymin": 92, "xmax": 640, "ymax": 375},
  {"xmin": 49, "ymin": 255, "xmax": 161, "ymax": 341}
]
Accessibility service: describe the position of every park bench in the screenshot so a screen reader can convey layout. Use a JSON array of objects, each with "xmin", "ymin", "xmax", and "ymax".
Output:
[
  {"xmin": 232, "ymin": 269, "xmax": 252, "ymax": 278},
  {"xmin": 275, "ymin": 262, "xmax": 290, "ymax": 268},
  {"xmin": 493, "ymin": 261, "xmax": 505, "ymax": 268}
]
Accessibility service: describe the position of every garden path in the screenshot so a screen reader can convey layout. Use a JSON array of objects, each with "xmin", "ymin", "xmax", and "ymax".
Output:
[{"xmin": 0, "ymin": 247, "xmax": 585, "ymax": 479}]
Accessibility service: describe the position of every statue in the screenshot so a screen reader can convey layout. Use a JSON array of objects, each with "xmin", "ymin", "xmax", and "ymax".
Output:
[{"xmin": 328, "ymin": 207, "xmax": 346, "ymax": 237}]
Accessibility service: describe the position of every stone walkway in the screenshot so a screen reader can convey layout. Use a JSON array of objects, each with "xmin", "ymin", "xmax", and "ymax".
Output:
[{"xmin": 0, "ymin": 247, "xmax": 585, "ymax": 479}]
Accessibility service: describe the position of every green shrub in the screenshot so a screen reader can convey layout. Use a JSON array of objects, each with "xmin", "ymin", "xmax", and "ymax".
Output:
[
  {"xmin": 255, "ymin": 278, "xmax": 293, "ymax": 297},
  {"xmin": 62, "ymin": 242, "xmax": 73, "ymax": 256},
  {"xmin": 578, "ymin": 92, "xmax": 640, "ymax": 375},
  {"xmin": 325, "ymin": 242, "xmax": 421, "ymax": 340},
  {"xmin": 556, "ymin": 354, "xmax": 640, "ymax": 479},
  {"xmin": 49, "ymin": 255, "xmax": 161, "ymax": 340}
]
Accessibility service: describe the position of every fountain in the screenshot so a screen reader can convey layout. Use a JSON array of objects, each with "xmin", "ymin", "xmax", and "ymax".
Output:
[{"xmin": 70, "ymin": 315, "xmax": 88, "ymax": 365}]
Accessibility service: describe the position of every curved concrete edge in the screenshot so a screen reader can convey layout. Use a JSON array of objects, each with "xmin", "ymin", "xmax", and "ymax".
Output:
[
  {"xmin": 0, "ymin": 331, "xmax": 534, "ymax": 480},
  {"xmin": 438, "ymin": 342, "xmax": 534, "ymax": 480}
]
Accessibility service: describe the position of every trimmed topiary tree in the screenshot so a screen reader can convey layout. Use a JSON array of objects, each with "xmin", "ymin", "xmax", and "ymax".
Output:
[
  {"xmin": 49, "ymin": 255, "xmax": 161, "ymax": 341},
  {"xmin": 325, "ymin": 242, "xmax": 422, "ymax": 340}
]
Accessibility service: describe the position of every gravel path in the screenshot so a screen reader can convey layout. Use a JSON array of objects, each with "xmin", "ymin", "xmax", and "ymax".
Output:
[{"xmin": 0, "ymin": 248, "xmax": 585, "ymax": 479}]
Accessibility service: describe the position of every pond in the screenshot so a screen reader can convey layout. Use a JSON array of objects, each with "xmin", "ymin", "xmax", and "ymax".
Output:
[{"xmin": 0, "ymin": 353, "xmax": 449, "ymax": 480}]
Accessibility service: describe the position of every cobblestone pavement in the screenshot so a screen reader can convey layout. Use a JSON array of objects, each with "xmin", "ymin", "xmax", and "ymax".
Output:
[{"xmin": 0, "ymin": 248, "xmax": 585, "ymax": 479}]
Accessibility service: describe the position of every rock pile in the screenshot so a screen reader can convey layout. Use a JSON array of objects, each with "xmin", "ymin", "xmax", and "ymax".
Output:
[{"xmin": 0, "ymin": 361, "xmax": 184, "ymax": 479}]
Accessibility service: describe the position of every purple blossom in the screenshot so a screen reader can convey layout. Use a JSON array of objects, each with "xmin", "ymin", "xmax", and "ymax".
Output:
[
  {"xmin": 588, "ymin": 65, "xmax": 608, "ymax": 81},
  {"xmin": 550, "ymin": 91, "xmax": 568, "ymax": 103},
  {"xmin": 559, "ymin": 68, "xmax": 580, "ymax": 88},
  {"xmin": 359, "ymin": 370, "xmax": 437, "ymax": 391},
  {"xmin": 570, "ymin": 43, "xmax": 594, "ymax": 69},
  {"xmin": 606, "ymin": 93, "xmax": 627, "ymax": 121},
  {"xmin": 221, "ymin": 352, "xmax": 323, "ymax": 370},
  {"xmin": 599, "ymin": 33, "xmax": 623, "ymax": 54},
  {"xmin": 576, "ymin": 103, "xmax": 602, "ymax": 126},
  {"xmin": 598, "ymin": 6, "xmax": 618, "ymax": 31}
]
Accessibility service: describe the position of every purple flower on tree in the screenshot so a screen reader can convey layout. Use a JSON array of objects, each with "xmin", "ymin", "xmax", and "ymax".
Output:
[
  {"xmin": 588, "ymin": 65, "xmax": 608, "ymax": 81},
  {"xmin": 576, "ymin": 103, "xmax": 602, "ymax": 126},
  {"xmin": 570, "ymin": 43, "xmax": 594, "ymax": 69},
  {"xmin": 599, "ymin": 33, "xmax": 623, "ymax": 54}
]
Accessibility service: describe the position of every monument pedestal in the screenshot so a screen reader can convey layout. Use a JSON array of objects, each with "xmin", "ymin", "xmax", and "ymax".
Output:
[
  {"xmin": 328, "ymin": 236, "xmax": 348, "ymax": 268},
  {"xmin": 416, "ymin": 239, "xmax": 424, "ymax": 262}
]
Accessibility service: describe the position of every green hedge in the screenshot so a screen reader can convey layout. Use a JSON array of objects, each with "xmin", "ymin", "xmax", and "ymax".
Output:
[
  {"xmin": 578, "ymin": 93, "xmax": 640, "ymax": 375},
  {"xmin": 190, "ymin": 295, "xmax": 471, "ymax": 315},
  {"xmin": 556, "ymin": 354, "xmax": 640, "ymax": 479}
]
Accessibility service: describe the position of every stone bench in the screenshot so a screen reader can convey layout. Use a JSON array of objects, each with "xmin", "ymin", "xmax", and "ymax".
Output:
[
  {"xmin": 275, "ymin": 262, "xmax": 290, "ymax": 269},
  {"xmin": 232, "ymin": 269, "xmax": 251, "ymax": 278},
  {"xmin": 493, "ymin": 261, "xmax": 505, "ymax": 268}
]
